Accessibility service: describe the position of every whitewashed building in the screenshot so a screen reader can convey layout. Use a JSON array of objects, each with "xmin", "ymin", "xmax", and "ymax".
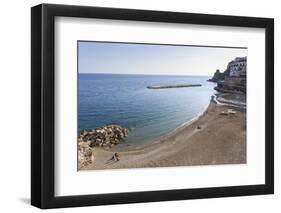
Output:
[
  {"xmin": 228, "ymin": 57, "xmax": 247, "ymax": 77},
  {"xmin": 215, "ymin": 56, "xmax": 247, "ymax": 94}
]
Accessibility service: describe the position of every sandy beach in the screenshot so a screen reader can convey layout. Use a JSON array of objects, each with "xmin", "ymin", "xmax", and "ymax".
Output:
[{"xmin": 81, "ymin": 99, "xmax": 246, "ymax": 170}]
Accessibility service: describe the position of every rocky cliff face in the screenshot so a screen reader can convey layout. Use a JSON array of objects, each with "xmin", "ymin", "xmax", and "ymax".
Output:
[
  {"xmin": 209, "ymin": 57, "xmax": 247, "ymax": 94},
  {"xmin": 78, "ymin": 125, "xmax": 128, "ymax": 169},
  {"xmin": 208, "ymin": 69, "xmax": 225, "ymax": 82}
]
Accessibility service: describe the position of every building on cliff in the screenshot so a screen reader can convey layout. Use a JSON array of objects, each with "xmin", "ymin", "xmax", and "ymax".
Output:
[
  {"xmin": 211, "ymin": 56, "xmax": 247, "ymax": 94},
  {"xmin": 228, "ymin": 57, "xmax": 247, "ymax": 77}
]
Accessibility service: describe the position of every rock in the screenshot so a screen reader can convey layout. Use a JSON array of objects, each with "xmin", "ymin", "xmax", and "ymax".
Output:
[
  {"xmin": 78, "ymin": 146, "xmax": 94, "ymax": 169},
  {"xmin": 213, "ymin": 57, "xmax": 247, "ymax": 94},
  {"xmin": 79, "ymin": 125, "xmax": 129, "ymax": 148},
  {"xmin": 208, "ymin": 69, "xmax": 225, "ymax": 82},
  {"xmin": 79, "ymin": 141, "xmax": 90, "ymax": 148},
  {"xmin": 78, "ymin": 125, "xmax": 128, "ymax": 169}
]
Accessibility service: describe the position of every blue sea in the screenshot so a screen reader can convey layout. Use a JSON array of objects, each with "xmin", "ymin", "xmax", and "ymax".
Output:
[{"xmin": 78, "ymin": 73, "xmax": 215, "ymax": 145}]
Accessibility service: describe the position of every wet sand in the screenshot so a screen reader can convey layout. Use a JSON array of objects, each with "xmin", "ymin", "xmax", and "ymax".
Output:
[{"xmin": 82, "ymin": 101, "xmax": 246, "ymax": 170}]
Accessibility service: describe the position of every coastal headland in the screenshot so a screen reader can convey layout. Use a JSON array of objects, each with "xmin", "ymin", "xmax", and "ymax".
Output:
[{"xmin": 79, "ymin": 96, "xmax": 246, "ymax": 170}]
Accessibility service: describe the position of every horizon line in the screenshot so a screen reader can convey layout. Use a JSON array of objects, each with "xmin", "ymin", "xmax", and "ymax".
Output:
[{"xmin": 79, "ymin": 72, "xmax": 212, "ymax": 77}]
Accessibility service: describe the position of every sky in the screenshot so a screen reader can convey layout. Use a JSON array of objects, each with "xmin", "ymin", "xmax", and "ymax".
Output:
[{"xmin": 78, "ymin": 41, "xmax": 247, "ymax": 76}]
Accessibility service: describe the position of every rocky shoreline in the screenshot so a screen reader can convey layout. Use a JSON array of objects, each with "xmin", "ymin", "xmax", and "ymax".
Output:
[{"xmin": 78, "ymin": 125, "xmax": 128, "ymax": 169}]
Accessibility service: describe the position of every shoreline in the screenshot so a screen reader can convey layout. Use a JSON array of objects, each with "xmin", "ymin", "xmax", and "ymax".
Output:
[
  {"xmin": 81, "ymin": 97, "xmax": 246, "ymax": 170},
  {"xmin": 213, "ymin": 93, "xmax": 246, "ymax": 109},
  {"xmin": 113, "ymin": 99, "xmax": 211, "ymax": 152}
]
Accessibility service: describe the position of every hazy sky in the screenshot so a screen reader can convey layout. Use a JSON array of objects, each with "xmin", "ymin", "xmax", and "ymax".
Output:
[{"xmin": 78, "ymin": 41, "xmax": 247, "ymax": 76}]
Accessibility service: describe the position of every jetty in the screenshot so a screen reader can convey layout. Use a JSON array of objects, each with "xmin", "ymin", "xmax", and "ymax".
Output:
[{"xmin": 147, "ymin": 84, "xmax": 202, "ymax": 89}]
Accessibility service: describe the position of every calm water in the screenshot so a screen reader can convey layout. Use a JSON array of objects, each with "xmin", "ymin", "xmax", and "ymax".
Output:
[{"xmin": 78, "ymin": 73, "xmax": 215, "ymax": 145}]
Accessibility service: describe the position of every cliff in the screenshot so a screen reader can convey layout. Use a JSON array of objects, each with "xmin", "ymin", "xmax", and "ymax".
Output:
[
  {"xmin": 209, "ymin": 57, "xmax": 247, "ymax": 94},
  {"xmin": 208, "ymin": 69, "xmax": 225, "ymax": 82}
]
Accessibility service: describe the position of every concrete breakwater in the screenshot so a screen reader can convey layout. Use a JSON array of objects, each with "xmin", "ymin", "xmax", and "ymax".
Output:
[{"xmin": 147, "ymin": 84, "xmax": 202, "ymax": 89}]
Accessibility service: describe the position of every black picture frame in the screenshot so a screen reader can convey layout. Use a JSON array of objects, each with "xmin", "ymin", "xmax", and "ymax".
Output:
[{"xmin": 31, "ymin": 3, "xmax": 274, "ymax": 209}]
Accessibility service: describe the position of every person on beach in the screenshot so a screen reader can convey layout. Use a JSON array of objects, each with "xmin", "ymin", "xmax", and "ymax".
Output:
[
  {"xmin": 115, "ymin": 153, "xmax": 120, "ymax": 161},
  {"xmin": 109, "ymin": 153, "xmax": 120, "ymax": 162}
]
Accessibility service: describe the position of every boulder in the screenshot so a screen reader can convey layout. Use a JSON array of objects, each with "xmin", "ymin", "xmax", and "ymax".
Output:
[
  {"xmin": 78, "ymin": 146, "xmax": 94, "ymax": 169},
  {"xmin": 79, "ymin": 125, "xmax": 128, "ymax": 146}
]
